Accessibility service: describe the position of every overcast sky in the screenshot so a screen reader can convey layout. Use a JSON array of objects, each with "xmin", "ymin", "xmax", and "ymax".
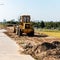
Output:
[{"xmin": 0, "ymin": 0, "xmax": 60, "ymax": 22}]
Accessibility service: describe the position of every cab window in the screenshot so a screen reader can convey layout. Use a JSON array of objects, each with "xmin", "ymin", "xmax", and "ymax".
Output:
[{"xmin": 23, "ymin": 17, "xmax": 30, "ymax": 23}]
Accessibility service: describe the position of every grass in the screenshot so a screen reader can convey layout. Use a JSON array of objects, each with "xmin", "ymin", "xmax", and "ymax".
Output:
[
  {"xmin": 0, "ymin": 24, "xmax": 4, "ymax": 28},
  {"xmin": 0, "ymin": 23, "xmax": 6, "ymax": 29},
  {"xmin": 35, "ymin": 29, "xmax": 60, "ymax": 38}
]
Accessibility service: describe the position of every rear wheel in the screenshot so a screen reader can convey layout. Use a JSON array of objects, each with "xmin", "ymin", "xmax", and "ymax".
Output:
[
  {"xmin": 31, "ymin": 31, "xmax": 34, "ymax": 36},
  {"xmin": 18, "ymin": 29, "xmax": 22, "ymax": 36}
]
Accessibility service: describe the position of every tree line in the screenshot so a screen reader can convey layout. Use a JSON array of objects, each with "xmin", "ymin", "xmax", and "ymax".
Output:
[
  {"xmin": 2, "ymin": 19, "xmax": 60, "ymax": 29},
  {"xmin": 32, "ymin": 21, "xmax": 60, "ymax": 29}
]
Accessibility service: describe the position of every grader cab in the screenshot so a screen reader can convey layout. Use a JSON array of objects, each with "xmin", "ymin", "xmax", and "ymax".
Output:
[{"xmin": 14, "ymin": 15, "xmax": 34, "ymax": 36}]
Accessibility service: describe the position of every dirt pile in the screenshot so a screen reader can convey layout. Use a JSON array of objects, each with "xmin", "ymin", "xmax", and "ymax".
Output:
[{"xmin": 22, "ymin": 41, "xmax": 60, "ymax": 60}]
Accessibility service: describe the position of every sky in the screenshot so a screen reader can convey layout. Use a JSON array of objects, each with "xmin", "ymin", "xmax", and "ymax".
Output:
[{"xmin": 0, "ymin": 0, "xmax": 60, "ymax": 22}]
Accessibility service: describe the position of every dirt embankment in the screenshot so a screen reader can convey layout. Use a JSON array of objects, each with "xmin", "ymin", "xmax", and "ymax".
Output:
[{"xmin": 5, "ymin": 27, "xmax": 60, "ymax": 60}]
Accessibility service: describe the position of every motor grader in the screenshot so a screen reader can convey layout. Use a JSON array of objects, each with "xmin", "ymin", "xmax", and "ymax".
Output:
[{"xmin": 14, "ymin": 15, "xmax": 34, "ymax": 36}]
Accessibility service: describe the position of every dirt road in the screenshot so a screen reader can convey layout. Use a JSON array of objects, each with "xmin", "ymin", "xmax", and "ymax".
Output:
[{"xmin": 0, "ymin": 29, "xmax": 34, "ymax": 60}]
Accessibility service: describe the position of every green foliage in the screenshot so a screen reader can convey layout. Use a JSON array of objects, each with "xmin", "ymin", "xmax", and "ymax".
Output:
[
  {"xmin": 2, "ymin": 18, "xmax": 60, "ymax": 30},
  {"xmin": 40, "ymin": 21, "xmax": 45, "ymax": 28},
  {"xmin": 32, "ymin": 21, "xmax": 60, "ymax": 29},
  {"xmin": 2, "ymin": 19, "xmax": 19, "ymax": 26}
]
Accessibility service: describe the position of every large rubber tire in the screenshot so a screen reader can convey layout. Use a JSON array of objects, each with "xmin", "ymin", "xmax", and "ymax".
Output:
[
  {"xmin": 27, "ymin": 31, "xmax": 34, "ymax": 36},
  {"xmin": 31, "ymin": 31, "xmax": 34, "ymax": 36},
  {"xmin": 18, "ymin": 29, "xmax": 22, "ymax": 36}
]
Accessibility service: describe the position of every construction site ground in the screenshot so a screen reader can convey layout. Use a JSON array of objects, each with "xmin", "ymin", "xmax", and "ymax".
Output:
[{"xmin": 5, "ymin": 27, "xmax": 60, "ymax": 60}]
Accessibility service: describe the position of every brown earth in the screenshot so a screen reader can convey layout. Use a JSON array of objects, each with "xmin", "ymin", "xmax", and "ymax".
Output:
[{"xmin": 4, "ymin": 27, "xmax": 60, "ymax": 60}]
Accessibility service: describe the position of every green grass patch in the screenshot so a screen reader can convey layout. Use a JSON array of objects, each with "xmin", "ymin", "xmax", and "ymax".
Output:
[{"xmin": 35, "ymin": 28, "xmax": 60, "ymax": 38}]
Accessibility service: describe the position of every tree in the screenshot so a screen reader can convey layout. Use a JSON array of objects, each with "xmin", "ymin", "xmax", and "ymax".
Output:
[
  {"xmin": 45, "ymin": 21, "xmax": 54, "ymax": 29},
  {"xmin": 3, "ymin": 19, "xmax": 6, "ymax": 23},
  {"xmin": 40, "ymin": 21, "xmax": 45, "ymax": 28}
]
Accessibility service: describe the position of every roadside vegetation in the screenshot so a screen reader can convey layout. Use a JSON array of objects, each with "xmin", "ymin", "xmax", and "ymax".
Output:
[
  {"xmin": 32, "ymin": 21, "xmax": 60, "ymax": 30},
  {"xmin": 2, "ymin": 19, "xmax": 60, "ymax": 29},
  {"xmin": 0, "ymin": 22, "xmax": 5, "ymax": 29},
  {"xmin": 35, "ymin": 29, "xmax": 60, "ymax": 38},
  {"xmin": 32, "ymin": 21, "xmax": 60, "ymax": 38}
]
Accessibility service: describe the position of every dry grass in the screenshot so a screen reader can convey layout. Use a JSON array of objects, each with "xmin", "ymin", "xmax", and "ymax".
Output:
[
  {"xmin": 0, "ymin": 23, "xmax": 6, "ymax": 29},
  {"xmin": 35, "ymin": 29, "xmax": 60, "ymax": 38}
]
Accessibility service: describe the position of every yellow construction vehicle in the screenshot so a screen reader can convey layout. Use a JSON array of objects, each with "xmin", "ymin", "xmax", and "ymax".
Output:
[{"xmin": 14, "ymin": 15, "xmax": 34, "ymax": 36}]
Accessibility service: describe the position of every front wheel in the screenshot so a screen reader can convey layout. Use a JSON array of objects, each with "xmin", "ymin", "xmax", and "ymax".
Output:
[{"xmin": 27, "ymin": 31, "xmax": 34, "ymax": 36}]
